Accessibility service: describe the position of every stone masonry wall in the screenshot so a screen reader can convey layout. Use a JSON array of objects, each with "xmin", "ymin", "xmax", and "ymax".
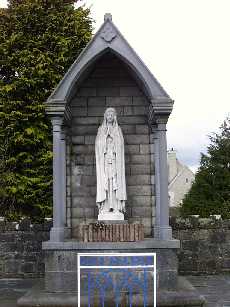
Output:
[
  {"xmin": 171, "ymin": 217, "xmax": 230, "ymax": 275},
  {"xmin": 0, "ymin": 220, "xmax": 51, "ymax": 278},
  {"xmin": 69, "ymin": 53, "xmax": 155, "ymax": 236},
  {"xmin": 0, "ymin": 219, "xmax": 230, "ymax": 277}
]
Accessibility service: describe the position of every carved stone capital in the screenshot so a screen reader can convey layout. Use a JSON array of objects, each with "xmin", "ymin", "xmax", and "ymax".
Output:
[
  {"xmin": 149, "ymin": 97, "xmax": 174, "ymax": 125},
  {"xmin": 45, "ymin": 99, "xmax": 72, "ymax": 125},
  {"xmin": 45, "ymin": 99, "xmax": 66, "ymax": 116}
]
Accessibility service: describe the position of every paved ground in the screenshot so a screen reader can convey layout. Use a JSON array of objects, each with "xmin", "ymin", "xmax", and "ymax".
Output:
[
  {"xmin": 0, "ymin": 278, "xmax": 38, "ymax": 307},
  {"xmin": 0, "ymin": 275, "xmax": 230, "ymax": 306},
  {"xmin": 187, "ymin": 275, "xmax": 230, "ymax": 307}
]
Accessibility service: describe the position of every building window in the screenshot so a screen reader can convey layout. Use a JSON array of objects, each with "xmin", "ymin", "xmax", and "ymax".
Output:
[{"xmin": 186, "ymin": 178, "xmax": 189, "ymax": 183}]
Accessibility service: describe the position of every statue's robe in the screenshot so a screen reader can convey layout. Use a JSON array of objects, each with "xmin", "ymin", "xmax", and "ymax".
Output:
[{"xmin": 95, "ymin": 125, "xmax": 127, "ymax": 212}]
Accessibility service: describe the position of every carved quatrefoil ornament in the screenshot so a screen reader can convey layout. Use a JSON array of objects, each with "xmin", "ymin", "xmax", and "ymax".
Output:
[{"xmin": 101, "ymin": 24, "xmax": 117, "ymax": 43}]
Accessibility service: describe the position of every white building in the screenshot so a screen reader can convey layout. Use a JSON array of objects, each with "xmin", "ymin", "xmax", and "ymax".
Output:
[{"xmin": 168, "ymin": 149, "xmax": 195, "ymax": 207}]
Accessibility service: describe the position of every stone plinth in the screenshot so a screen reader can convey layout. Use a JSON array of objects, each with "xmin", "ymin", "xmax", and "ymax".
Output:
[
  {"xmin": 42, "ymin": 239, "xmax": 180, "ymax": 292},
  {"xmin": 72, "ymin": 223, "xmax": 144, "ymax": 242},
  {"xmin": 17, "ymin": 239, "xmax": 206, "ymax": 307},
  {"xmin": 98, "ymin": 211, "xmax": 124, "ymax": 221}
]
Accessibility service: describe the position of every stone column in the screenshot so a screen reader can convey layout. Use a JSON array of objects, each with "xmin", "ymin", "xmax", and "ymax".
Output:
[
  {"xmin": 152, "ymin": 129, "xmax": 161, "ymax": 238},
  {"xmin": 154, "ymin": 121, "xmax": 172, "ymax": 240},
  {"xmin": 61, "ymin": 129, "xmax": 66, "ymax": 229},
  {"xmin": 50, "ymin": 117, "xmax": 66, "ymax": 242}
]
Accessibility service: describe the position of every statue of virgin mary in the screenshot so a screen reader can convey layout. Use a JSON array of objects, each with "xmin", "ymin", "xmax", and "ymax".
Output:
[{"xmin": 95, "ymin": 108, "xmax": 127, "ymax": 220}]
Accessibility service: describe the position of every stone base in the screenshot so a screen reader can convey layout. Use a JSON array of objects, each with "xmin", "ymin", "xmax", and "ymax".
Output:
[
  {"xmin": 42, "ymin": 239, "xmax": 180, "ymax": 292},
  {"xmin": 49, "ymin": 227, "xmax": 71, "ymax": 241},
  {"xmin": 98, "ymin": 211, "xmax": 124, "ymax": 220},
  {"xmin": 154, "ymin": 225, "xmax": 172, "ymax": 241},
  {"xmin": 17, "ymin": 277, "xmax": 206, "ymax": 307},
  {"xmin": 99, "ymin": 219, "xmax": 128, "ymax": 224},
  {"xmin": 17, "ymin": 239, "xmax": 204, "ymax": 306}
]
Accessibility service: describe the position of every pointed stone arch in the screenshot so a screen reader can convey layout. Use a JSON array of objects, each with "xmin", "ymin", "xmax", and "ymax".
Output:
[{"xmin": 45, "ymin": 14, "xmax": 173, "ymax": 121}]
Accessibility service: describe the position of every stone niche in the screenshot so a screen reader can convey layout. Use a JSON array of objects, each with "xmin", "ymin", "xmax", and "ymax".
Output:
[
  {"xmin": 44, "ymin": 13, "xmax": 175, "ymax": 243},
  {"xmin": 69, "ymin": 53, "xmax": 154, "ymax": 237}
]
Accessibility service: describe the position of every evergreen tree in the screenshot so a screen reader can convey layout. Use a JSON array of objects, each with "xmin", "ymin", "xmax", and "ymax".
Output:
[
  {"xmin": 0, "ymin": 0, "xmax": 92, "ymax": 221},
  {"xmin": 181, "ymin": 117, "xmax": 230, "ymax": 218}
]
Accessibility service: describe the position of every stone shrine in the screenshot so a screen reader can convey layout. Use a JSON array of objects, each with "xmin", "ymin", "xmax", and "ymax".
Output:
[{"xmin": 18, "ymin": 14, "xmax": 205, "ymax": 307}]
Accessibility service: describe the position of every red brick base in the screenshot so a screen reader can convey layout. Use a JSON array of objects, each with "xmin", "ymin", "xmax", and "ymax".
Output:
[{"xmin": 73, "ymin": 223, "xmax": 144, "ymax": 242}]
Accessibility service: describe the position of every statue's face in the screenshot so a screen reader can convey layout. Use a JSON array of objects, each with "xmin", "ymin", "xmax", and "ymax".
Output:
[{"xmin": 106, "ymin": 110, "xmax": 115, "ymax": 124}]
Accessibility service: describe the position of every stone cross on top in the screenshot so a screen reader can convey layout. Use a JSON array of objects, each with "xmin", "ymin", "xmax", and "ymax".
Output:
[{"xmin": 104, "ymin": 13, "xmax": 112, "ymax": 21}]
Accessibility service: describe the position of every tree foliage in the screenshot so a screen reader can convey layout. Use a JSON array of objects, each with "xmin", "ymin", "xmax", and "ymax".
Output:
[
  {"xmin": 180, "ymin": 117, "xmax": 230, "ymax": 218},
  {"xmin": 0, "ymin": 0, "xmax": 92, "ymax": 221}
]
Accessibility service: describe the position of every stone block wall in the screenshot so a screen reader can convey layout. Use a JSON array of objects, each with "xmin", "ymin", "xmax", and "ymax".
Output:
[
  {"xmin": 0, "ymin": 219, "xmax": 230, "ymax": 277},
  {"xmin": 69, "ymin": 53, "xmax": 155, "ymax": 236},
  {"xmin": 171, "ymin": 217, "xmax": 230, "ymax": 275},
  {"xmin": 0, "ymin": 220, "xmax": 51, "ymax": 278}
]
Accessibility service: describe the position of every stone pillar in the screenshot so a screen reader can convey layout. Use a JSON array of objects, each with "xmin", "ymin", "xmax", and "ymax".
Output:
[
  {"xmin": 50, "ymin": 117, "xmax": 66, "ymax": 242},
  {"xmin": 154, "ymin": 121, "xmax": 172, "ymax": 240},
  {"xmin": 152, "ymin": 129, "xmax": 161, "ymax": 238},
  {"xmin": 61, "ymin": 129, "xmax": 67, "ymax": 229}
]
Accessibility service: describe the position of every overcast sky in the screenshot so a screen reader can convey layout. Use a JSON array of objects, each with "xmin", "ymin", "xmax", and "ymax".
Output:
[{"xmin": 1, "ymin": 0, "xmax": 230, "ymax": 172}]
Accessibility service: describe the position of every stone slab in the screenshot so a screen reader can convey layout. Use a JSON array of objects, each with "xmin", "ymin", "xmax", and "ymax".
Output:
[
  {"xmin": 97, "ymin": 220, "xmax": 128, "ymax": 224},
  {"xmin": 17, "ymin": 277, "xmax": 206, "ymax": 307},
  {"xmin": 42, "ymin": 238, "xmax": 180, "ymax": 250},
  {"xmin": 98, "ymin": 211, "xmax": 124, "ymax": 221}
]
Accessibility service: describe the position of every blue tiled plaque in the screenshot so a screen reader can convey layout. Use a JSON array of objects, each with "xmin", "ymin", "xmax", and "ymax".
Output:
[{"xmin": 78, "ymin": 253, "xmax": 156, "ymax": 307}]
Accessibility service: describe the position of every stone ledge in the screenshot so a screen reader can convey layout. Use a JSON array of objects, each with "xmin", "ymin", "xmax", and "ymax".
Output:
[
  {"xmin": 42, "ymin": 238, "xmax": 180, "ymax": 250},
  {"xmin": 170, "ymin": 217, "xmax": 230, "ymax": 230}
]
